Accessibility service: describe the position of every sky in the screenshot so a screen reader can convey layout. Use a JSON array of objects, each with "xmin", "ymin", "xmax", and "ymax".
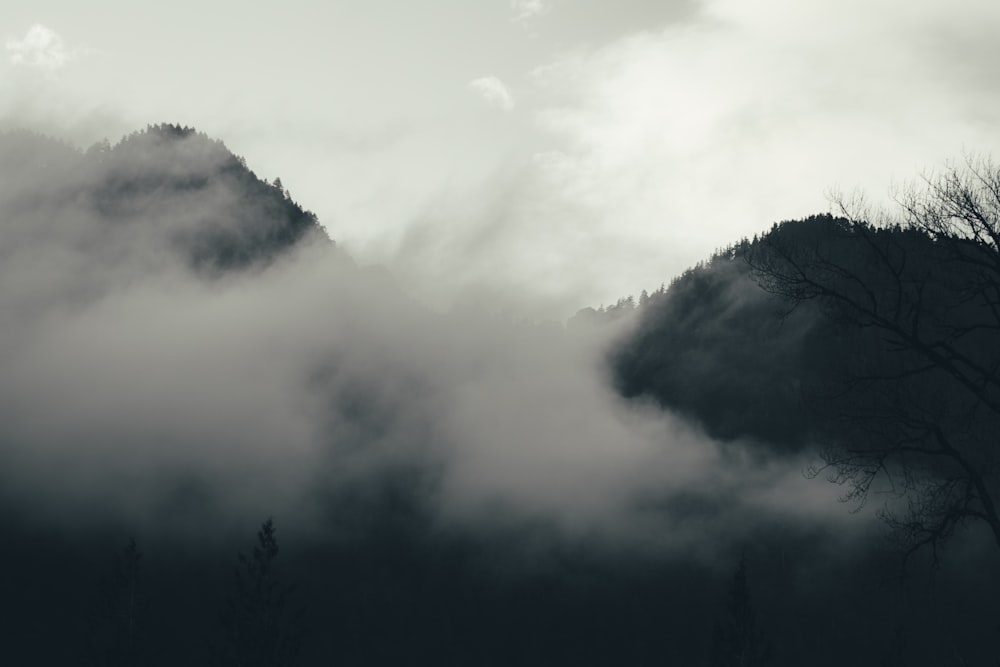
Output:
[{"xmin": 4, "ymin": 0, "xmax": 1000, "ymax": 316}]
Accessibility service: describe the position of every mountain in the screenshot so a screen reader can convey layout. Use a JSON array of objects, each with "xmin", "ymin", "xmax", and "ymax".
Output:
[
  {"xmin": 0, "ymin": 123, "xmax": 329, "ymax": 275},
  {"xmin": 610, "ymin": 211, "xmax": 1000, "ymax": 593},
  {"xmin": 609, "ymin": 217, "xmax": 849, "ymax": 451}
]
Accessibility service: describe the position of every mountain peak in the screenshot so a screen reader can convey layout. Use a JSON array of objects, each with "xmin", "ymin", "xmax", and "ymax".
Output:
[{"xmin": 1, "ymin": 125, "xmax": 331, "ymax": 274}]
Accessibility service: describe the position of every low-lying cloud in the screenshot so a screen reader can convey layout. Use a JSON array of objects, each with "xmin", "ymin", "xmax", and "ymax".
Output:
[{"xmin": 0, "ymin": 130, "xmax": 868, "ymax": 564}]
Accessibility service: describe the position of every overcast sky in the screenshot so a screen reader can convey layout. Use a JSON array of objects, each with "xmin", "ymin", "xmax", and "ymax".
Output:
[{"xmin": 4, "ymin": 0, "xmax": 1000, "ymax": 316}]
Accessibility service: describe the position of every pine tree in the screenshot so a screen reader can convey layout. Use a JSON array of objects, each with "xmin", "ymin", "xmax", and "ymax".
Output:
[
  {"xmin": 710, "ymin": 555, "xmax": 771, "ymax": 667},
  {"xmin": 214, "ymin": 518, "xmax": 305, "ymax": 667},
  {"xmin": 87, "ymin": 538, "xmax": 147, "ymax": 667},
  {"xmin": 272, "ymin": 177, "xmax": 288, "ymax": 199}
]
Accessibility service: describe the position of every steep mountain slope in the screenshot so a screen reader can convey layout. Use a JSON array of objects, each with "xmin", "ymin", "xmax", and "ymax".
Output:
[
  {"xmin": 0, "ymin": 123, "xmax": 329, "ymax": 275},
  {"xmin": 611, "ymin": 218, "xmax": 837, "ymax": 451},
  {"xmin": 611, "ymin": 209, "xmax": 1000, "ymax": 519}
]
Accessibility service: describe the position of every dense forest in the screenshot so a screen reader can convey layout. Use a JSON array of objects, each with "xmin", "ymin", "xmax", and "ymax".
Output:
[
  {"xmin": 0, "ymin": 126, "xmax": 997, "ymax": 666},
  {"xmin": 614, "ymin": 210, "xmax": 1000, "ymax": 560}
]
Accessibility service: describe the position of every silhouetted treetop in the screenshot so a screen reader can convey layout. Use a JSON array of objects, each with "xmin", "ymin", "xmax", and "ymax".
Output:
[
  {"xmin": 87, "ymin": 537, "xmax": 148, "ymax": 667},
  {"xmin": 710, "ymin": 555, "xmax": 771, "ymax": 667},
  {"xmin": 214, "ymin": 518, "xmax": 304, "ymax": 667}
]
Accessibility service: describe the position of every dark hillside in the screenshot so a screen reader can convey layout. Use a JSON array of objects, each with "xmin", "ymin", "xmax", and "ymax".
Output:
[
  {"xmin": 612, "ymin": 217, "xmax": 842, "ymax": 451},
  {"xmin": 613, "ymin": 210, "xmax": 1000, "ymax": 471},
  {"xmin": 0, "ymin": 123, "xmax": 329, "ymax": 274}
]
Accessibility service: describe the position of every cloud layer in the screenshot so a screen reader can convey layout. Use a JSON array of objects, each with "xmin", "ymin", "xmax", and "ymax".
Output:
[{"xmin": 0, "ymin": 129, "xmax": 865, "ymax": 563}]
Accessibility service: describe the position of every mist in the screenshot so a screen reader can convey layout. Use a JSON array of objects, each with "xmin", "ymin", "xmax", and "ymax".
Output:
[
  {"xmin": 0, "ymin": 127, "xmax": 866, "ymax": 564},
  {"xmin": 3, "ymin": 124, "xmax": 999, "ymax": 667}
]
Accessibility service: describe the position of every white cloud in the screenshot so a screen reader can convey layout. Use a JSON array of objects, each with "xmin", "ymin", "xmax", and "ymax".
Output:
[
  {"xmin": 511, "ymin": 0, "xmax": 548, "ymax": 23},
  {"xmin": 467, "ymin": 75, "xmax": 515, "ymax": 111},
  {"xmin": 6, "ymin": 24, "xmax": 79, "ymax": 70},
  {"xmin": 515, "ymin": 0, "xmax": 1000, "ymax": 307}
]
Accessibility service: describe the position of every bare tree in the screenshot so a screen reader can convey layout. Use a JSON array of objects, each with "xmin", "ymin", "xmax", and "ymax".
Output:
[{"xmin": 747, "ymin": 156, "xmax": 1000, "ymax": 565}]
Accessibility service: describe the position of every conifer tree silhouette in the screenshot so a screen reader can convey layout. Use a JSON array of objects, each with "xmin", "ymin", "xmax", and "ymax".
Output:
[
  {"xmin": 213, "ymin": 518, "xmax": 304, "ymax": 667},
  {"xmin": 710, "ymin": 555, "xmax": 771, "ymax": 667},
  {"xmin": 87, "ymin": 537, "xmax": 147, "ymax": 667}
]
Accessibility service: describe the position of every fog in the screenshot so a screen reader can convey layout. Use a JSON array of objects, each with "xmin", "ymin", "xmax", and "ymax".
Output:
[{"xmin": 0, "ymin": 129, "xmax": 867, "ymax": 565}]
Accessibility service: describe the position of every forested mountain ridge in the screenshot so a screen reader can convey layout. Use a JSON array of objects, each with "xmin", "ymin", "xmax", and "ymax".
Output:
[
  {"xmin": 609, "ymin": 213, "xmax": 990, "ymax": 451},
  {"xmin": 612, "ymin": 207, "xmax": 1000, "ymax": 563},
  {"xmin": 0, "ymin": 123, "xmax": 329, "ymax": 274},
  {"xmin": 609, "ymin": 219, "xmax": 830, "ymax": 451}
]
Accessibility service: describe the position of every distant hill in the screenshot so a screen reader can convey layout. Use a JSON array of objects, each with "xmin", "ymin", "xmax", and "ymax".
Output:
[
  {"xmin": 608, "ymin": 213, "xmax": 989, "ymax": 454},
  {"xmin": 608, "ymin": 220, "xmax": 827, "ymax": 451},
  {"xmin": 0, "ymin": 123, "xmax": 329, "ymax": 274}
]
